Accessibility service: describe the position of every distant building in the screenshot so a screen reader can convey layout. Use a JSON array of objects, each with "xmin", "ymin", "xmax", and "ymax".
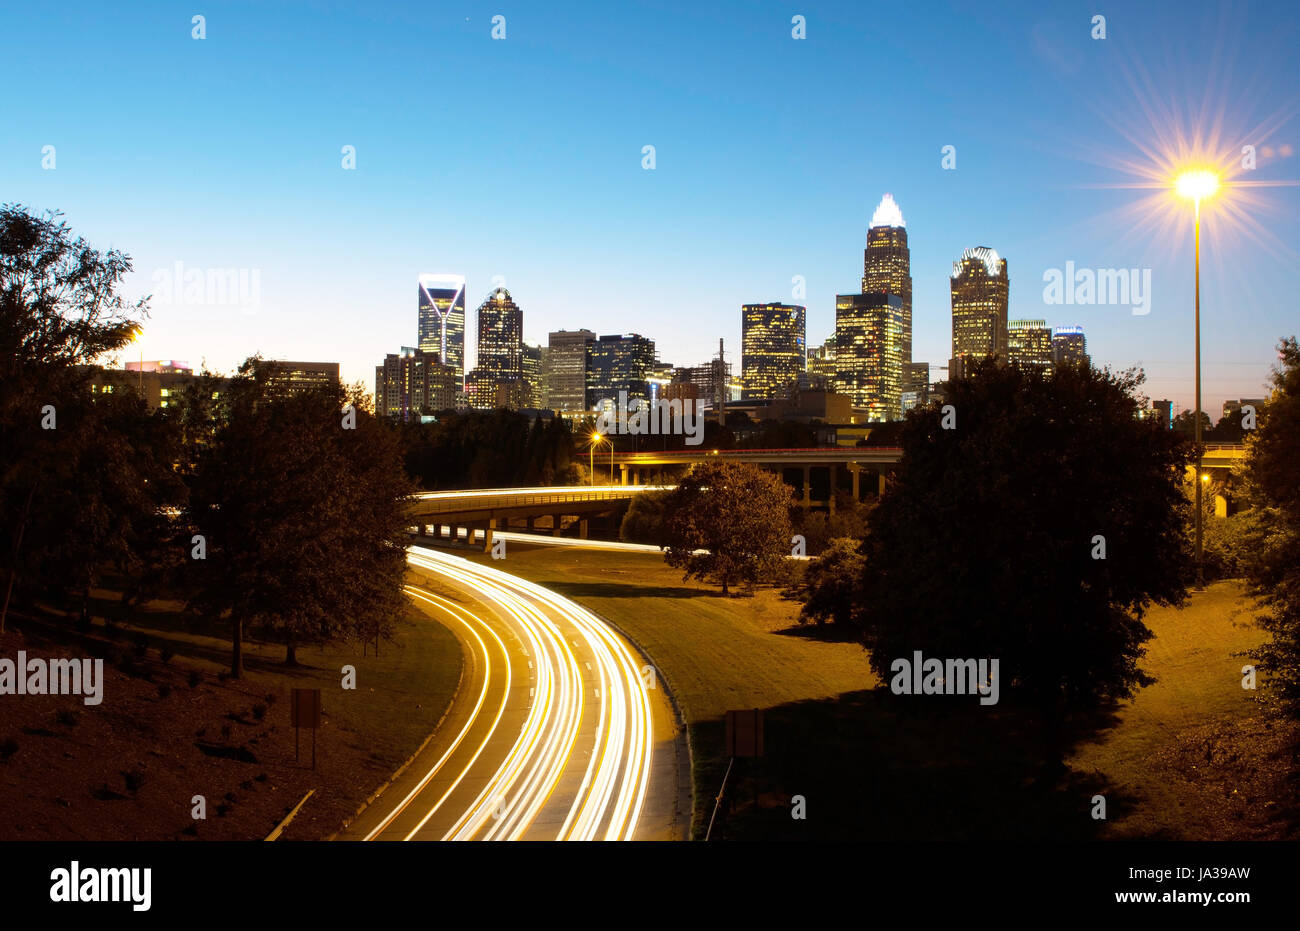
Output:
[
  {"xmin": 835, "ymin": 291, "xmax": 906, "ymax": 421},
  {"xmin": 1007, "ymin": 319, "xmax": 1054, "ymax": 376},
  {"xmin": 466, "ymin": 287, "xmax": 525, "ymax": 408},
  {"xmin": 92, "ymin": 361, "xmax": 217, "ymax": 412},
  {"xmin": 755, "ymin": 389, "xmax": 854, "ymax": 425},
  {"xmin": 544, "ymin": 329, "xmax": 595, "ymax": 412},
  {"xmin": 673, "ymin": 358, "xmax": 732, "ymax": 414},
  {"xmin": 375, "ymin": 347, "xmax": 457, "ymax": 420},
  {"xmin": 902, "ymin": 361, "xmax": 930, "ymax": 411},
  {"xmin": 741, "ymin": 302, "xmax": 806, "ymax": 401},
  {"xmin": 1150, "ymin": 399, "xmax": 1173, "ymax": 429},
  {"xmin": 949, "ymin": 247, "xmax": 1009, "ymax": 380},
  {"xmin": 1051, "ymin": 326, "xmax": 1089, "ymax": 369},
  {"xmin": 418, "ymin": 274, "xmax": 467, "ymax": 385},
  {"xmin": 586, "ymin": 333, "xmax": 656, "ymax": 408},
  {"xmin": 256, "ymin": 360, "xmax": 340, "ymax": 399},
  {"xmin": 805, "ymin": 336, "xmax": 837, "ymax": 389},
  {"xmin": 1222, "ymin": 398, "xmax": 1266, "ymax": 422},
  {"xmin": 523, "ymin": 343, "xmax": 543, "ymax": 409}
]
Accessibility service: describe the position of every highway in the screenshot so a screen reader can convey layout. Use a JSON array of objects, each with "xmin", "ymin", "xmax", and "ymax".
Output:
[{"xmin": 342, "ymin": 544, "xmax": 680, "ymax": 841}]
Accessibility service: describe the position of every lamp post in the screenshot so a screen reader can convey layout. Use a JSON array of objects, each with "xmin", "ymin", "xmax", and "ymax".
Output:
[
  {"xmin": 1175, "ymin": 169, "xmax": 1220, "ymax": 590},
  {"xmin": 589, "ymin": 432, "xmax": 600, "ymax": 486}
]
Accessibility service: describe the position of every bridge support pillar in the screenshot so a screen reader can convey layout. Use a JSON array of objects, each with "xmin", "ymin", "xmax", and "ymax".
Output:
[
  {"xmin": 850, "ymin": 465, "xmax": 861, "ymax": 501},
  {"xmin": 828, "ymin": 464, "xmax": 837, "ymax": 515},
  {"xmin": 526, "ymin": 516, "xmax": 535, "ymax": 532},
  {"xmin": 418, "ymin": 522, "xmax": 428, "ymax": 536},
  {"xmin": 877, "ymin": 472, "xmax": 887, "ymax": 496},
  {"xmin": 482, "ymin": 519, "xmax": 496, "ymax": 554},
  {"xmin": 620, "ymin": 464, "xmax": 629, "ymax": 486},
  {"xmin": 445, "ymin": 523, "xmax": 456, "ymax": 544},
  {"xmin": 801, "ymin": 465, "xmax": 811, "ymax": 508},
  {"xmin": 578, "ymin": 518, "xmax": 589, "ymax": 540},
  {"xmin": 553, "ymin": 517, "xmax": 566, "ymax": 537}
]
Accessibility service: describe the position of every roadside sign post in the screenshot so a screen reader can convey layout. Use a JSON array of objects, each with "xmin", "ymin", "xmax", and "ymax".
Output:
[{"xmin": 290, "ymin": 688, "xmax": 322, "ymax": 770}]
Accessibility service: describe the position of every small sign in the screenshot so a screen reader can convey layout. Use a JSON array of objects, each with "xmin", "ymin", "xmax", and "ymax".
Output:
[
  {"xmin": 725, "ymin": 709, "xmax": 764, "ymax": 758},
  {"xmin": 291, "ymin": 688, "xmax": 322, "ymax": 728}
]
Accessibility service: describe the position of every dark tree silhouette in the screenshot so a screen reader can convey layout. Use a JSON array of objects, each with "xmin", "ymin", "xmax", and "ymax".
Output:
[{"xmin": 855, "ymin": 360, "xmax": 1191, "ymax": 760}]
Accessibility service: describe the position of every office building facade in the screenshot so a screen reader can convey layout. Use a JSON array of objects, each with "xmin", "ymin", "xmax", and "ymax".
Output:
[
  {"xmin": 545, "ymin": 329, "xmax": 596, "ymax": 412},
  {"xmin": 835, "ymin": 291, "xmax": 906, "ymax": 421},
  {"xmin": 862, "ymin": 194, "xmax": 913, "ymax": 365},
  {"xmin": 949, "ymin": 247, "xmax": 1009, "ymax": 380},
  {"xmin": 1007, "ymin": 319, "xmax": 1055, "ymax": 375},
  {"xmin": 741, "ymin": 302, "xmax": 806, "ymax": 401},
  {"xmin": 586, "ymin": 333, "xmax": 656, "ymax": 408}
]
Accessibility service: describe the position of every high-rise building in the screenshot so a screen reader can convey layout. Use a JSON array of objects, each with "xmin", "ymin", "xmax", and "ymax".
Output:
[
  {"xmin": 1150, "ymin": 399, "xmax": 1173, "ymax": 430},
  {"xmin": 417, "ymin": 274, "xmax": 467, "ymax": 385},
  {"xmin": 741, "ymin": 302, "xmax": 806, "ymax": 401},
  {"xmin": 949, "ymin": 247, "xmax": 1009, "ymax": 380},
  {"xmin": 1007, "ymin": 319, "xmax": 1054, "ymax": 376},
  {"xmin": 545, "ymin": 329, "xmax": 595, "ymax": 411},
  {"xmin": 375, "ymin": 347, "xmax": 457, "ymax": 420},
  {"xmin": 835, "ymin": 292, "xmax": 906, "ymax": 421},
  {"xmin": 466, "ymin": 287, "xmax": 524, "ymax": 408},
  {"xmin": 587, "ymin": 334, "xmax": 656, "ymax": 409},
  {"xmin": 862, "ymin": 194, "xmax": 912, "ymax": 365},
  {"xmin": 1051, "ymin": 326, "xmax": 1089, "ymax": 369},
  {"xmin": 522, "ymin": 343, "xmax": 543, "ymax": 408}
]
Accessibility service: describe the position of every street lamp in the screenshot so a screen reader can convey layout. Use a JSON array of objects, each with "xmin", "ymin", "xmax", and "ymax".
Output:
[
  {"xmin": 589, "ymin": 432, "xmax": 613, "ymax": 486},
  {"xmin": 1175, "ymin": 168, "xmax": 1221, "ymax": 590}
]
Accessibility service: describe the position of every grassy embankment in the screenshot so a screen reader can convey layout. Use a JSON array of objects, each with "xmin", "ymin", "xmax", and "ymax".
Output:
[
  {"xmin": 465, "ymin": 541, "xmax": 1296, "ymax": 840},
  {"xmin": 0, "ymin": 576, "xmax": 462, "ymax": 841}
]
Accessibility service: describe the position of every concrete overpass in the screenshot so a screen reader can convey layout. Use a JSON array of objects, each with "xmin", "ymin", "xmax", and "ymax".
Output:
[
  {"xmin": 408, "ymin": 485, "xmax": 670, "ymax": 552},
  {"xmin": 612, "ymin": 447, "xmax": 904, "ymax": 508},
  {"xmin": 409, "ymin": 444, "xmax": 1248, "ymax": 550}
]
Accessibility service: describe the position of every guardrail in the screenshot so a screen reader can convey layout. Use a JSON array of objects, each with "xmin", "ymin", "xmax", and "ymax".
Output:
[{"xmin": 410, "ymin": 486, "xmax": 663, "ymax": 513}]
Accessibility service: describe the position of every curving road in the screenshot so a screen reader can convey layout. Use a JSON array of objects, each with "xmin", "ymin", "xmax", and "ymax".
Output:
[{"xmin": 342, "ymin": 544, "xmax": 682, "ymax": 841}]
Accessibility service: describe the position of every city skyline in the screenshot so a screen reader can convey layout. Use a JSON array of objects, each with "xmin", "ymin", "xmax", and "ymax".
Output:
[{"xmin": 7, "ymin": 0, "xmax": 1296, "ymax": 415}]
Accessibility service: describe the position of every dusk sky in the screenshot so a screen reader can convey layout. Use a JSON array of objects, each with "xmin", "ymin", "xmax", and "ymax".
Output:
[{"xmin": 5, "ymin": 0, "xmax": 1297, "ymax": 414}]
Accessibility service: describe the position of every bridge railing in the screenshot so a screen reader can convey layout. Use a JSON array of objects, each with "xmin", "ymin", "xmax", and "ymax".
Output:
[
  {"xmin": 611, "ymin": 446, "xmax": 904, "ymax": 460},
  {"xmin": 410, "ymin": 486, "xmax": 657, "ymax": 513}
]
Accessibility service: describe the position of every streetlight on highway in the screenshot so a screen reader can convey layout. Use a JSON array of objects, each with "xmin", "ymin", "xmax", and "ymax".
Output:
[
  {"xmin": 1174, "ymin": 167, "xmax": 1221, "ymax": 590},
  {"xmin": 589, "ymin": 432, "xmax": 613, "ymax": 486}
]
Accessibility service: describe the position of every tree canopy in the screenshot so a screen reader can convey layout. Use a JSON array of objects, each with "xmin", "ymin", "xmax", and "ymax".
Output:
[
  {"xmin": 660, "ymin": 460, "xmax": 793, "ymax": 595},
  {"xmin": 855, "ymin": 360, "xmax": 1191, "ymax": 724}
]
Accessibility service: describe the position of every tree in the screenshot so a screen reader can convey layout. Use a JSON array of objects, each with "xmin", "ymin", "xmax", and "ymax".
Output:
[
  {"xmin": 660, "ymin": 461, "xmax": 793, "ymax": 594},
  {"xmin": 1172, "ymin": 407, "xmax": 1213, "ymax": 437},
  {"xmin": 796, "ymin": 537, "xmax": 863, "ymax": 627},
  {"xmin": 619, "ymin": 489, "xmax": 670, "ymax": 544},
  {"xmin": 855, "ymin": 360, "xmax": 1191, "ymax": 758},
  {"xmin": 0, "ymin": 205, "xmax": 154, "ymax": 631},
  {"xmin": 1241, "ymin": 336, "xmax": 1300, "ymax": 715},
  {"xmin": 187, "ymin": 361, "xmax": 412, "ymax": 675}
]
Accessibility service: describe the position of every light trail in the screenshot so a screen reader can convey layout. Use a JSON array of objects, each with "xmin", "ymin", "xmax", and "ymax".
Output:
[{"xmin": 363, "ymin": 545, "xmax": 655, "ymax": 841}]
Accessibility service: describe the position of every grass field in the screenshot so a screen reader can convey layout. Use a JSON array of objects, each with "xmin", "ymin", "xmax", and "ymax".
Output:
[
  {"xmin": 0, "ymin": 575, "xmax": 463, "ymax": 840},
  {"xmin": 463, "ymin": 541, "xmax": 1297, "ymax": 840}
]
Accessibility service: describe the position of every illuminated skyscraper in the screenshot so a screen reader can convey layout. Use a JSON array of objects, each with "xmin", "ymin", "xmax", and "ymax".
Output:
[
  {"xmin": 835, "ymin": 292, "xmax": 906, "ymax": 421},
  {"xmin": 741, "ymin": 302, "xmax": 806, "ymax": 401},
  {"xmin": 375, "ymin": 347, "xmax": 457, "ymax": 420},
  {"xmin": 417, "ymin": 274, "xmax": 466, "ymax": 384},
  {"xmin": 862, "ymin": 194, "xmax": 912, "ymax": 364},
  {"xmin": 1051, "ymin": 326, "xmax": 1089, "ymax": 369},
  {"xmin": 1007, "ymin": 319, "xmax": 1054, "ymax": 375},
  {"xmin": 465, "ymin": 287, "xmax": 524, "ymax": 408},
  {"xmin": 586, "ymin": 334, "xmax": 656, "ymax": 408},
  {"xmin": 949, "ymin": 247, "xmax": 1009, "ymax": 380},
  {"xmin": 545, "ymin": 329, "xmax": 596, "ymax": 411}
]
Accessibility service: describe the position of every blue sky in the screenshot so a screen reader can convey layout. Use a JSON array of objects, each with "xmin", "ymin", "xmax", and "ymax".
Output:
[{"xmin": 4, "ymin": 0, "xmax": 1298, "ymax": 414}]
